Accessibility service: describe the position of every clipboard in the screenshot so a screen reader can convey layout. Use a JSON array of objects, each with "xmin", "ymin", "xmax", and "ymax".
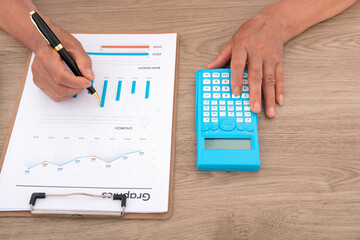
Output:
[{"xmin": 0, "ymin": 31, "xmax": 179, "ymax": 219}]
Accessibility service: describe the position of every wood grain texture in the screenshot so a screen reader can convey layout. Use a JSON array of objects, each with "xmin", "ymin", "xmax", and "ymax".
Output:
[{"xmin": 1, "ymin": 0, "xmax": 360, "ymax": 239}]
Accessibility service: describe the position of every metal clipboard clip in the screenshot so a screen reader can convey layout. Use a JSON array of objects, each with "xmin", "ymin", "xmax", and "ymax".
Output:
[{"xmin": 29, "ymin": 192, "xmax": 127, "ymax": 218}]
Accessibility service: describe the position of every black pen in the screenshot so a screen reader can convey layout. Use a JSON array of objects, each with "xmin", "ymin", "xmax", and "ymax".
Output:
[{"xmin": 29, "ymin": 10, "xmax": 101, "ymax": 103}]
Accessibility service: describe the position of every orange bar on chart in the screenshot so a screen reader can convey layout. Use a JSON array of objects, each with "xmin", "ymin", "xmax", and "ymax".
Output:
[{"xmin": 101, "ymin": 45, "xmax": 149, "ymax": 49}]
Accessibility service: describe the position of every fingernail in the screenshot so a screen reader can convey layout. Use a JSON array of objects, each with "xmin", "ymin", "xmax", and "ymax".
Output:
[
  {"xmin": 87, "ymin": 68, "xmax": 95, "ymax": 79},
  {"xmin": 279, "ymin": 94, "xmax": 284, "ymax": 105},
  {"xmin": 254, "ymin": 102, "xmax": 261, "ymax": 112},
  {"xmin": 268, "ymin": 107, "xmax": 275, "ymax": 117},
  {"xmin": 233, "ymin": 87, "xmax": 241, "ymax": 96}
]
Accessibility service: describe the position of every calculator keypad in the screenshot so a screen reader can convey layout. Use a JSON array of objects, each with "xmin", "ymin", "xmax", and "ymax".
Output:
[{"xmin": 201, "ymin": 70, "xmax": 253, "ymax": 132}]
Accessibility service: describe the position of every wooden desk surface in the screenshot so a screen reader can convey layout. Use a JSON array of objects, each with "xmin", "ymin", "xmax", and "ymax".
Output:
[{"xmin": 1, "ymin": 0, "xmax": 360, "ymax": 239}]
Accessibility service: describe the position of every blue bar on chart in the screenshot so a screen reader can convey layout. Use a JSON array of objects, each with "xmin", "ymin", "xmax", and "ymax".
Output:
[
  {"xmin": 73, "ymin": 94, "xmax": 77, "ymax": 98},
  {"xmin": 145, "ymin": 81, "xmax": 150, "ymax": 99},
  {"xmin": 88, "ymin": 80, "xmax": 94, "ymax": 94},
  {"xmin": 116, "ymin": 81, "xmax": 122, "ymax": 101},
  {"xmin": 100, "ymin": 80, "xmax": 108, "ymax": 108},
  {"xmin": 86, "ymin": 52, "xmax": 149, "ymax": 56},
  {"xmin": 131, "ymin": 81, "xmax": 136, "ymax": 94}
]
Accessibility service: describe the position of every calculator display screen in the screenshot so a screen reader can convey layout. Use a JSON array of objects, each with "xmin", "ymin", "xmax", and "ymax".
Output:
[{"xmin": 205, "ymin": 139, "xmax": 252, "ymax": 150}]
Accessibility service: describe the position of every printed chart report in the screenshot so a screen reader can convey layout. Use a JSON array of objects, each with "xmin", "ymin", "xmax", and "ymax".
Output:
[{"xmin": 0, "ymin": 33, "xmax": 177, "ymax": 213}]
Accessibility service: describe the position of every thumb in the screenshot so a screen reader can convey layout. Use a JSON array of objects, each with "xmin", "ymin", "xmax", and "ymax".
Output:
[{"xmin": 71, "ymin": 47, "xmax": 95, "ymax": 80}]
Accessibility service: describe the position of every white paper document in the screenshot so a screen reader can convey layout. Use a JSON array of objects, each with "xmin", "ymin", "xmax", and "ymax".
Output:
[{"xmin": 0, "ymin": 33, "xmax": 177, "ymax": 213}]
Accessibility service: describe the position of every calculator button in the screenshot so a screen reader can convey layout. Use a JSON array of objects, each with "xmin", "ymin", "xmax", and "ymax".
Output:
[
  {"xmin": 232, "ymin": 94, "xmax": 240, "ymax": 99},
  {"xmin": 221, "ymin": 73, "xmax": 230, "ymax": 78},
  {"xmin": 242, "ymin": 86, "xmax": 249, "ymax": 91},
  {"xmin": 243, "ymin": 72, "xmax": 248, "ymax": 78},
  {"xmin": 203, "ymin": 112, "xmax": 210, "ymax": 117},
  {"xmin": 203, "ymin": 100, "xmax": 209, "ymax": 105},
  {"xmin": 211, "ymin": 106, "xmax": 218, "ymax": 111},
  {"xmin": 222, "ymin": 86, "xmax": 230, "ymax": 92},
  {"xmin": 236, "ymin": 106, "xmax": 242, "ymax": 111},
  {"xmin": 245, "ymin": 118, "xmax": 251, "ymax": 123},
  {"xmin": 203, "ymin": 106, "xmax": 210, "ymax": 111},
  {"xmin": 236, "ymin": 112, "xmax": 243, "ymax": 117},
  {"xmin": 219, "ymin": 112, "xmax": 226, "ymax": 117},
  {"xmin": 213, "ymin": 86, "xmax": 221, "ymax": 91},
  {"xmin": 213, "ymin": 93, "xmax": 221, "ymax": 98},
  {"xmin": 228, "ymin": 112, "xmax": 235, "ymax": 117},
  {"xmin": 236, "ymin": 118, "xmax": 244, "ymax": 123},
  {"xmin": 244, "ymin": 106, "xmax": 250, "ymax": 111},
  {"xmin": 235, "ymin": 101, "xmax": 242, "ymax": 105},
  {"xmin": 222, "ymin": 93, "xmax": 231, "ymax": 98},
  {"xmin": 211, "ymin": 112, "xmax": 218, "ymax": 117},
  {"xmin": 212, "ymin": 79, "xmax": 220, "ymax": 84},
  {"xmin": 244, "ymin": 112, "xmax": 251, "ymax": 117},
  {"xmin": 203, "ymin": 73, "xmax": 211, "ymax": 77},
  {"xmin": 220, "ymin": 120, "xmax": 236, "ymax": 131},
  {"xmin": 227, "ymin": 101, "xmax": 234, "ymax": 105},
  {"xmin": 222, "ymin": 79, "xmax": 230, "ymax": 84},
  {"xmin": 203, "ymin": 79, "xmax": 211, "ymax": 84},
  {"xmin": 243, "ymin": 80, "xmax": 248, "ymax": 84},
  {"xmin": 212, "ymin": 72, "xmax": 220, "ymax": 77},
  {"xmin": 211, "ymin": 100, "xmax": 218, "ymax": 105},
  {"xmin": 228, "ymin": 106, "xmax": 234, "ymax": 111},
  {"xmin": 203, "ymin": 86, "xmax": 211, "ymax": 91},
  {"xmin": 219, "ymin": 106, "xmax": 226, "ymax": 111},
  {"xmin": 237, "ymin": 125, "xmax": 245, "ymax": 131},
  {"xmin": 211, "ymin": 118, "xmax": 218, "ymax": 123},
  {"xmin": 219, "ymin": 100, "xmax": 226, "ymax": 105},
  {"xmin": 211, "ymin": 125, "xmax": 218, "ymax": 131},
  {"xmin": 202, "ymin": 126, "xmax": 209, "ymax": 132},
  {"xmin": 241, "ymin": 93, "xmax": 249, "ymax": 99},
  {"xmin": 203, "ymin": 93, "xmax": 211, "ymax": 98},
  {"xmin": 203, "ymin": 118, "xmax": 210, "ymax": 122},
  {"xmin": 246, "ymin": 127, "xmax": 254, "ymax": 132},
  {"xmin": 243, "ymin": 101, "xmax": 250, "ymax": 105}
]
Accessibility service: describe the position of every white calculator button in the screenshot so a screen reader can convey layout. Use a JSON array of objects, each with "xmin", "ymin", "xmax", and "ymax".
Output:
[
  {"xmin": 236, "ymin": 106, "xmax": 242, "ymax": 111},
  {"xmin": 243, "ymin": 72, "xmax": 248, "ymax": 78},
  {"xmin": 222, "ymin": 79, "xmax": 230, "ymax": 84},
  {"xmin": 203, "ymin": 112, "xmax": 210, "ymax": 117},
  {"xmin": 203, "ymin": 93, "xmax": 211, "ymax": 98},
  {"xmin": 220, "ymin": 106, "xmax": 226, "ymax": 111},
  {"xmin": 222, "ymin": 86, "xmax": 230, "ymax": 92},
  {"xmin": 241, "ymin": 93, "xmax": 249, "ymax": 99},
  {"xmin": 235, "ymin": 101, "xmax": 242, "ymax": 105},
  {"xmin": 203, "ymin": 79, "xmax": 211, "ymax": 84},
  {"xmin": 203, "ymin": 106, "xmax": 210, "ymax": 111},
  {"xmin": 244, "ymin": 100, "xmax": 250, "ymax": 105},
  {"xmin": 220, "ymin": 112, "xmax": 226, "ymax": 117},
  {"xmin": 213, "ymin": 86, "xmax": 221, "ymax": 91},
  {"xmin": 203, "ymin": 73, "xmax": 211, "ymax": 78},
  {"xmin": 203, "ymin": 86, "xmax": 211, "ymax": 91},
  {"xmin": 213, "ymin": 93, "xmax": 221, "ymax": 98},
  {"xmin": 211, "ymin": 112, "xmax": 218, "ymax": 117},
  {"xmin": 228, "ymin": 112, "xmax": 235, "ymax": 117},
  {"xmin": 227, "ymin": 101, "xmax": 234, "ymax": 105},
  {"xmin": 212, "ymin": 72, "xmax": 220, "ymax": 77},
  {"xmin": 236, "ymin": 118, "xmax": 243, "ymax": 123},
  {"xmin": 242, "ymin": 86, "xmax": 249, "ymax": 91},
  {"xmin": 228, "ymin": 106, "xmax": 234, "ymax": 111},
  {"xmin": 222, "ymin": 93, "xmax": 231, "ymax": 98},
  {"xmin": 211, "ymin": 100, "xmax": 218, "ymax": 105},
  {"xmin": 203, "ymin": 118, "xmax": 210, "ymax": 122},
  {"xmin": 203, "ymin": 100, "xmax": 209, "ymax": 105},
  {"xmin": 243, "ymin": 80, "xmax": 248, "ymax": 84},
  {"xmin": 245, "ymin": 118, "xmax": 251, "ymax": 123},
  {"xmin": 245, "ymin": 112, "xmax": 251, "ymax": 117},
  {"xmin": 211, "ymin": 106, "xmax": 218, "ymax": 111},
  {"xmin": 221, "ymin": 73, "xmax": 230, "ymax": 78},
  {"xmin": 219, "ymin": 100, "xmax": 226, "ymax": 105},
  {"xmin": 244, "ymin": 106, "xmax": 250, "ymax": 111},
  {"xmin": 232, "ymin": 94, "xmax": 240, "ymax": 99},
  {"xmin": 211, "ymin": 118, "xmax": 218, "ymax": 123},
  {"xmin": 236, "ymin": 112, "xmax": 243, "ymax": 117},
  {"xmin": 212, "ymin": 79, "xmax": 220, "ymax": 84}
]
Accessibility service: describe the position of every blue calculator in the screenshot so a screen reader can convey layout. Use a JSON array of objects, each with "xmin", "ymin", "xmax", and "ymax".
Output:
[{"xmin": 196, "ymin": 69, "xmax": 260, "ymax": 171}]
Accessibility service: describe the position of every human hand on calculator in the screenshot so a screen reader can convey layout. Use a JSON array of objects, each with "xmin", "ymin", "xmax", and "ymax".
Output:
[{"xmin": 207, "ymin": 14, "xmax": 286, "ymax": 118}]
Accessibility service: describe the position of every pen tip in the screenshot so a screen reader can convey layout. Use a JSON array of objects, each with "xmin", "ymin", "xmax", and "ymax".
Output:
[{"xmin": 92, "ymin": 92, "xmax": 101, "ymax": 103}]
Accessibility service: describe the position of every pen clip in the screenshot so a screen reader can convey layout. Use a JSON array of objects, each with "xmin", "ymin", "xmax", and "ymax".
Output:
[{"xmin": 29, "ymin": 10, "xmax": 50, "ymax": 45}]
